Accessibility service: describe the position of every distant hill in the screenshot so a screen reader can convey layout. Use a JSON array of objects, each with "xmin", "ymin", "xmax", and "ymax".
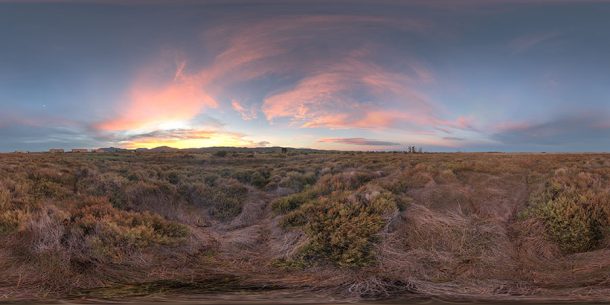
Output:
[
  {"xmin": 97, "ymin": 147, "xmax": 131, "ymax": 153},
  {"xmin": 148, "ymin": 146, "xmax": 180, "ymax": 153},
  {"xmin": 95, "ymin": 146, "xmax": 334, "ymax": 154},
  {"xmin": 183, "ymin": 146, "xmax": 330, "ymax": 154}
]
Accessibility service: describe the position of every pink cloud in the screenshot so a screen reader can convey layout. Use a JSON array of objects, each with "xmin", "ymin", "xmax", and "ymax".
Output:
[
  {"xmin": 231, "ymin": 100, "xmax": 257, "ymax": 120},
  {"xmin": 200, "ymin": 15, "xmax": 428, "ymax": 86},
  {"xmin": 117, "ymin": 127, "xmax": 266, "ymax": 149},
  {"xmin": 302, "ymin": 111, "xmax": 415, "ymax": 129},
  {"xmin": 262, "ymin": 56, "xmax": 473, "ymax": 133},
  {"xmin": 262, "ymin": 55, "xmax": 444, "ymax": 130},
  {"xmin": 493, "ymin": 121, "xmax": 534, "ymax": 132},
  {"xmin": 96, "ymin": 14, "xmax": 468, "ymax": 138},
  {"xmin": 318, "ymin": 137, "xmax": 400, "ymax": 146},
  {"xmin": 97, "ymin": 61, "xmax": 218, "ymax": 131},
  {"xmin": 97, "ymin": 14, "xmax": 427, "ymax": 133}
]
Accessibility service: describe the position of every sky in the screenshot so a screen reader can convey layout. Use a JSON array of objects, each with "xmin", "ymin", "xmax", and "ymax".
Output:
[{"xmin": 1, "ymin": 0, "xmax": 610, "ymax": 152}]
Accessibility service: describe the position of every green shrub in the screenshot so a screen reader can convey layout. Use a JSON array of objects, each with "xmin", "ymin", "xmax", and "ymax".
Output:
[
  {"xmin": 166, "ymin": 171, "xmax": 182, "ymax": 185},
  {"xmin": 204, "ymin": 173, "xmax": 220, "ymax": 186},
  {"xmin": 0, "ymin": 184, "xmax": 9, "ymax": 209},
  {"xmin": 81, "ymin": 173, "xmax": 128, "ymax": 209},
  {"xmin": 526, "ymin": 179, "xmax": 609, "ymax": 253},
  {"xmin": 232, "ymin": 169, "xmax": 269, "ymax": 188},
  {"xmin": 207, "ymin": 181, "xmax": 248, "ymax": 221},
  {"xmin": 70, "ymin": 197, "xmax": 189, "ymax": 249},
  {"xmin": 125, "ymin": 181, "xmax": 177, "ymax": 211},
  {"xmin": 14, "ymin": 196, "xmax": 189, "ymax": 278},
  {"xmin": 186, "ymin": 179, "xmax": 248, "ymax": 221},
  {"xmin": 274, "ymin": 171, "xmax": 385, "ymax": 216},
  {"xmin": 287, "ymin": 190, "xmax": 397, "ymax": 267},
  {"xmin": 0, "ymin": 209, "xmax": 28, "ymax": 235},
  {"xmin": 316, "ymin": 171, "xmax": 377, "ymax": 193},
  {"xmin": 279, "ymin": 209, "xmax": 309, "ymax": 227},
  {"xmin": 29, "ymin": 178, "xmax": 70, "ymax": 199},
  {"xmin": 214, "ymin": 151, "xmax": 227, "ymax": 157},
  {"xmin": 271, "ymin": 257, "xmax": 310, "ymax": 270},
  {"xmin": 278, "ymin": 171, "xmax": 317, "ymax": 192},
  {"xmin": 272, "ymin": 189, "xmax": 316, "ymax": 214}
]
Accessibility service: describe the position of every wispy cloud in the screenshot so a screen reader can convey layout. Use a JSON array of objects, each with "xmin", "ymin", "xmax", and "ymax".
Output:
[
  {"xmin": 492, "ymin": 112, "xmax": 610, "ymax": 146},
  {"xmin": 261, "ymin": 54, "xmax": 466, "ymax": 132},
  {"xmin": 231, "ymin": 100, "xmax": 257, "ymax": 120},
  {"xmin": 83, "ymin": 11, "xmax": 477, "ymax": 150},
  {"xmin": 442, "ymin": 136, "xmax": 465, "ymax": 141},
  {"xmin": 510, "ymin": 32, "xmax": 560, "ymax": 53},
  {"xmin": 319, "ymin": 137, "xmax": 400, "ymax": 146},
  {"xmin": 96, "ymin": 14, "xmax": 430, "ymax": 135},
  {"xmin": 115, "ymin": 127, "xmax": 266, "ymax": 149}
]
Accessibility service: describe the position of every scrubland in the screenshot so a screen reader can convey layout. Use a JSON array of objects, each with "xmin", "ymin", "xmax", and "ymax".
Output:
[{"xmin": 0, "ymin": 151, "xmax": 609, "ymax": 302}]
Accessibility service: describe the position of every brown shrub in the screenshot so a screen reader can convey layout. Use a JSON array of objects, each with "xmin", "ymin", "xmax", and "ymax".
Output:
[
  {"xmin": 183, "ymin": 179, "xmax": 248, "ymax": 221},
  {"xmin": 10, "ymin": 196, "xmax": 189, "ymax": 289}
]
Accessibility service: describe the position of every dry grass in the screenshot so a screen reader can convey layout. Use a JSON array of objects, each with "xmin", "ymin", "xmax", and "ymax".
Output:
[{"xmin": 0, "ymin": 151, "xmax": 608, "ymax": 301}]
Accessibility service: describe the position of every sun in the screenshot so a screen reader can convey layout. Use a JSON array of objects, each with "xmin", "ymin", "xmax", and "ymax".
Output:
[{"xmin": 156, "ymin": 120, "xmax": 189, "ymax": 130}]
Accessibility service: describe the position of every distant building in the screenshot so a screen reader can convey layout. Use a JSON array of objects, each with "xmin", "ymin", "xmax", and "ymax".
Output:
[
  {"xmin": 13, "ymin": 151, "xmax": 28, "ymax": 154},
  {"xmin": 93, "ymin": 148, "xmax": 105, "ymax": 153},
  {"xmin": 71, "ymin": 149, "xmax": 89, "ymax": 153},
  {"xmin": 49, "ymin": 149, "xmax": 64, "ymax": 153}
]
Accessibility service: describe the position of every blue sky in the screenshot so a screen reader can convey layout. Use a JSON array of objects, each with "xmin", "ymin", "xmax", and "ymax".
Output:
[{"xmin": 1, "ymin": 0, "xmax": 609, "ymax": 152}]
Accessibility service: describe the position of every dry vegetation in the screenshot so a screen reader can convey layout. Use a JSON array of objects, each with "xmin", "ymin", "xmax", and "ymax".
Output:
[{"xmin": 0, "ymin": 151, "xmax": 609, "ymax": 301}]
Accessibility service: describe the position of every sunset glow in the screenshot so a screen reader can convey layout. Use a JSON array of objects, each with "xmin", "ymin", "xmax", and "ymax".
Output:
[{"xmin": 1, "ymin": 0, "xmax": 610, "ymax": 152}]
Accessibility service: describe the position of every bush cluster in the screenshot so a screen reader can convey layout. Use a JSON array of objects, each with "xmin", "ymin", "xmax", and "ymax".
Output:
[
  {"xmin": 525, "ymin": 173, "xmax": 609, "ymax": 253},
  {"xmin": 184, "ymin": 179, "xmax": 248, "ymax": 221},
  {"xmin": 283, "ymin": 190, "xmax": 397, "ymax": 267},
  {"xmin": 272, "ymin": 171, "xmax": 379, "ymax": 215}
]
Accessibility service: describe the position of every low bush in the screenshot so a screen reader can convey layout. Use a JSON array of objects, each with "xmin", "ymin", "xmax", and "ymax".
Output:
[
  {"xmin": 18, "ymin": 197, "xmax": 189, "ymax": 266},
  {"xmin": 10, "ymin": 196, "xmax": 189, "ymax": 288},
  {"xmin": 185, "ymin": 179, "xmax": 248, "ymax": 221},
  {"xmin": 68, "ymin": 197, "xmax": 188, "ymax": 249},
  {"xmin": 214, "ymin": 151, "xmax": 228, "ymax": 157},
  {"xmin": 0, "ymin": 183, "xmax": 9, "ymax": 209},
  {"xmin": 0, "ymin": 209, "xmax": 29, "ymax": 235},
  {"xmin": 285, "ymin": 190, "xmax": 398, "ymax": 267},
  {"xmin": 278, "ymin": 171, "xmax": 317, "ymax": 192},
  {"xmin": 125, "ymin": 181, "xmax": 177, "ymax": 211},
  {"xmin": 316, "ymin": 171, "xmax": 378, "ymax": 193},
  {"xmin": 272, "ymin": 189, "xmax": 316, "ymax": 214},
  {"xmin": 273, "ymin": 171, "xmax": 380, "ymax": 215},
  {"xmin": 232, "ymin": 169, "xmax": 270, "ymax": 188},
  {"xmin": 81, "ymin": 172, "xmax": 129, "ymax": 209},
  {"xmin": 524, "ymin": 175, "xmax": 609, "ymax": 253}
]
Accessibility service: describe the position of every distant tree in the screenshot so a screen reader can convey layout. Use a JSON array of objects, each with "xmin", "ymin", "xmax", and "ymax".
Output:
[{"xmin": 214, "ymin": 150, "xmax": 227, "ymax": 157}]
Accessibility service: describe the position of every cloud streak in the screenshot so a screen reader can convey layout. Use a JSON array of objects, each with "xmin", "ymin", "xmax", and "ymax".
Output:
[
  {"xmin": 510, "ymin": 32, "xmax": 560, "ymax": 53},
  {"xmin": 318, "ymin": 137, "xmax": 401, "ymax": 146},
  {"xmin": 95, "ymin": 13, "xmax": 455, "ymax": 137},
  {"xmin": 231, "ymin": 100, "xmax": 257, "ymax": 120},
  {"xmin": 492, "ymin": 112, "xmax": 610, "ymax": 147},
  {"xmin": 115, "ymin": 127, "xmax": 266, "ymax": 149}
]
